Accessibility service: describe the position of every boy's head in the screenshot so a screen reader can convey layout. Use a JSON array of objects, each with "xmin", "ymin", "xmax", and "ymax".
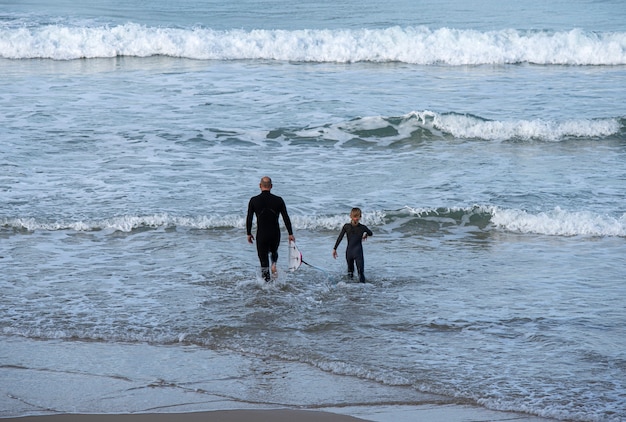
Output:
[{"xmin": 350, "ymin": 207, "xmax": 362, "ymax": 224}]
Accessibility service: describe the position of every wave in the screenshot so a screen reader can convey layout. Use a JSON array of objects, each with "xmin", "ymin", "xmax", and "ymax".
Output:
[
  {"xmin": 400, "ymin": 206, "xmax": 626, "ymax": 237},
  {"xmin": 187, "ymin": 112, "xmax": 624, "ymax": 145},
  {"xmin": 2, "ymin": 24, "xmax": 626, "ymax": 65},
  {"xmin": 0, "ymin": 214, "xmax": 245, "ymax": 233},
  {"xmin": 3, "ymin": 206, "xmax": 625, "ymax": 237},
  {"xmin": 280, "ymin": 112, "xmax": 625, "ymax": 144}
]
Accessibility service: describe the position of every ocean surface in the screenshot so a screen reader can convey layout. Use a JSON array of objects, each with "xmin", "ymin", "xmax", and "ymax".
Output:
[{"xmin": 1, "ymin": 0, "xmax": 625, "ymax": 421}]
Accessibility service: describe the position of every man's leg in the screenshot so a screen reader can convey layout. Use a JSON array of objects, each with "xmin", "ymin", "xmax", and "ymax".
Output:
[
  {"xmin": 256, "ymin": 238, "xmax": 271, "ymax": 281},
  {"xmin": 270, "ymin": 238, "xmax": 280, "ymax": 277}
]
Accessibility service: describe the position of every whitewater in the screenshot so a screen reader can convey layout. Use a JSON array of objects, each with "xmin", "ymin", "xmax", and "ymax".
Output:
[{"xmin": 2, "ymin": 25, "xmax": 626, "ymax": 65}]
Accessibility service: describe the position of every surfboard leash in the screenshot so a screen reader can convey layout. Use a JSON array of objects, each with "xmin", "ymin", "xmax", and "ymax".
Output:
[{"xmin": 301, "ymin": 259, "xmax": 329, "ymax": 275}]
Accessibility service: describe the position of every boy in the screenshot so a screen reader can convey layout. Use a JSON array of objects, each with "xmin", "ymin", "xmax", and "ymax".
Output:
[{"xmin": 332, "ymin": 207, "xmax": 373, "ymax": 283}]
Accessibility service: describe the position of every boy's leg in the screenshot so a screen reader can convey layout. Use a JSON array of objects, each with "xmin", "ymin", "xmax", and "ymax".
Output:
[
  {"xmin": 356, "ymin": 252, "xmax": 365, "ymax": 283},
  {"xmin": 346, "ymin": 254, "xmax": 355, "ymax": 278}
]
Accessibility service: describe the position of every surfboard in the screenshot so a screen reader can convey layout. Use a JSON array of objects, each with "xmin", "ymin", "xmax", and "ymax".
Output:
[{"xmin": 288, "ymin": 240, "xmax": 302, "ymax": 272}]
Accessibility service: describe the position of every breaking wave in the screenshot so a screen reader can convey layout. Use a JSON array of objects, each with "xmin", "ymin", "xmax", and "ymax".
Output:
[
  {"xmin": 3, "ymin": 206, "xmax": 625, "ymax": 237},
  {"xmin": 2, "ymin": 24, "xmax": 626, "ymax": 65},
  {"xmin": 280, "ymin": 112, "xmax": 625, "ymax": 144}
]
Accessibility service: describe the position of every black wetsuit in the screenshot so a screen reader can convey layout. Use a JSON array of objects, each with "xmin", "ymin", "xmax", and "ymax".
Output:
[
  {"xmin": 246, "ymin": 191, "xmax": 293, "ymax": 280},
  {"xmin": 333, "ymin": 223, "xmax": 373, "ymax": 283}
]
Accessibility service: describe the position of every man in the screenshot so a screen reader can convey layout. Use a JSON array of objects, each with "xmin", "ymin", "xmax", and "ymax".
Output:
[{"xmin": 246, "ymin": 176, "xmax": 295, "ymax": 281}]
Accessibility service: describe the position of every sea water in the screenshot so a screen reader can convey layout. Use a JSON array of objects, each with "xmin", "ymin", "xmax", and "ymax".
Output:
[{"xmin": 1, "ymin": 0, "xmax": 625, "ymax": 421}]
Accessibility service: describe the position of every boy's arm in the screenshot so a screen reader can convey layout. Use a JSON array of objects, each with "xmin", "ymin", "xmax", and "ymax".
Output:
[
  {"xmin": 333, "ymin": 225, "xmax": 347, "ymax": 250},
  {"xmin": 361, "ymin": 224, "xmax": 373, "ymax": 238}
]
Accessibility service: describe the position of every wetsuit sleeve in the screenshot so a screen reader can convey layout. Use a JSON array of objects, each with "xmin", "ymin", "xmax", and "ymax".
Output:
[
  {"xmin": 279, "ymin": 198, "xmax": 294, "ymax": 235},
  {"xmin": 333, "ymin": 224, "xmax": 348, "ymax": 250},
  {"xmin": 246, "ymin": 199, "xmax": 255, "ymax": 235},
  {"xmin": 363, "ymin": 225, "xmax": 373, "ymax": 237}
]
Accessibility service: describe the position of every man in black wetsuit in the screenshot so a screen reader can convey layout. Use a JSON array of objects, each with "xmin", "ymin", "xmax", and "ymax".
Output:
[
  {"xmin": 246, "ymin": 176, "xmax": 295, "ymax": 281},
  {"xmin": 332, "ymin": 207, "xmax": 373, "ymax": 283}
]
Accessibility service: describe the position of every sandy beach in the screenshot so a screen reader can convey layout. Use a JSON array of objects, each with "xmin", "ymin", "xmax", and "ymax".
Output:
[
  {"xmin": 2, "ymin": 409, "xmax": 368, "ymax": 422},
  {"xmin": 1, "ymin": 407, "xmax": 558, "ymax": 422},
  {"xmin": 0, "ymin": 337, "xmax": 557, "ymax": 422}
]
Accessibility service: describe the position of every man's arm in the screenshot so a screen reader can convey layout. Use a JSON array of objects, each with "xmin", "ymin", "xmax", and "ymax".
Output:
[
  {"xmin": 246, "ymin": 200, "xmax": 255, "ymax": 242},
  {"xmin": 280, "ymin": 198, "xmax": 295, "ymax": 239}
]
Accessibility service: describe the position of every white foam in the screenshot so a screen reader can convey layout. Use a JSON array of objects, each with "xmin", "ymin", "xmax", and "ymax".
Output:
[
  {"xmin": 429, "ymin": 113, "xmax": 622, "ymax": 141},
  {"xmin": 2, "ymin": 24, "xmax": 625, "ymax": 65},
  {"xmin": 401, "ymin": 205, "xmax": 626, "ymax": 237},
  {"xmin": 1, "ymin": 214, "xmax": 246, "ymax": 232},
  {"xmin": 4, "ymin": 207, "xmax": 623, "ymax": 237},
  {"xmin": 294, "ymin": 112, "xmax": 622, "ymax": 143},
  {"xmin": 1, "ymin": 212, "xmax": 385, "ymax": 233},
  {"xmin": 491, "ymin": 206, "xmax": 626, "ymax": 237}
]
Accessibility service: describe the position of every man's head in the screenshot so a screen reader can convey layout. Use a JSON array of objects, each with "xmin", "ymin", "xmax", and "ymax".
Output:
[{"xmin": 260, "ymin": 176, "xmax": 272, "ymax": 191}]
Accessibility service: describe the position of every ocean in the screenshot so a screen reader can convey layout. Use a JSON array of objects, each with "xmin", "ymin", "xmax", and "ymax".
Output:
[{"xmin": 1, "ymin": 0, "xmax": 625, "ymax": 421}]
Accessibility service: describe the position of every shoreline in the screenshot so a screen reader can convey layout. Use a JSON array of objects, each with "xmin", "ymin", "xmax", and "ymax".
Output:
[
  {"xmin": 0, "ymin": 337, "xmax": 558, "ymax": 422},
  {"xmin": 0, "ymin": 409, "xmax": 368, "ymax": 422},
  {"xmin": 0, "ymin": 406, "xmax": 558, "ymax": 422},
  {"xmin": 0, "ymin": 405, "xmax": 560, "ymax": 422}
]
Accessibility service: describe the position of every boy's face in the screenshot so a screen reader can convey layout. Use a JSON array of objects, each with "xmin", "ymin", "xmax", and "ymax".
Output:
[{"xmin": 350, "ymin": 214, "xmax": 361, "ymax": 224}]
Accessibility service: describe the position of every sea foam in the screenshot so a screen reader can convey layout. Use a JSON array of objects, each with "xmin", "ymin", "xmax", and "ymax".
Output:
[
  {"xmin": 293, "ymin": 112, "xmax": 623, "ymax": 143},
  {"xmin": 490, "ymin": 206, "xmax": 626, "ymax": 237},
  {"xmin": 1, "ymin": 24, "xmax": 625, "ymax": 65},
  {"xmin": 3, "ymin": 207, "xmax": 625, "ymax": 237}
]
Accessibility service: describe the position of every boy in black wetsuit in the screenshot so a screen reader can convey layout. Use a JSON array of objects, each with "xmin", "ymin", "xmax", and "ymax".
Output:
[
  {"xmin": 332, "ymin": 208, "xmax": 373, "ymax": 283},
  {"xmin": 246, "ymin": 176, "xmax": 295, "ymax": 281}
]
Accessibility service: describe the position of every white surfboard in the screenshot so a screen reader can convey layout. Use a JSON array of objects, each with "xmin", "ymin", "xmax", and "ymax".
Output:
[{"xmin": 288, "ymin": 240, "xmax": 302, "ymax": 272}]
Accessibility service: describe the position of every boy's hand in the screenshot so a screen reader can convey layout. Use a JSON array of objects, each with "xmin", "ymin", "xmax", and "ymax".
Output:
[{"xmin": 332, "ymin": 249, "xmax": 338, "ymax": 259}]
